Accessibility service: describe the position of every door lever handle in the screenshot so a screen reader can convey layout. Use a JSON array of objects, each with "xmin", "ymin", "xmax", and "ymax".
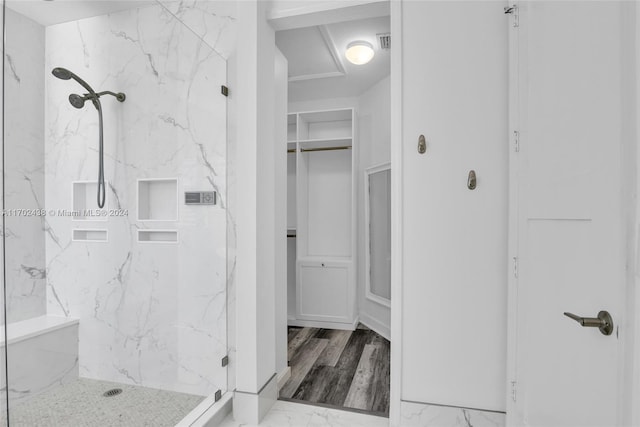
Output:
[{"xmin": 563, "ymin": 311, "xmax": 613, "ymax": 336}]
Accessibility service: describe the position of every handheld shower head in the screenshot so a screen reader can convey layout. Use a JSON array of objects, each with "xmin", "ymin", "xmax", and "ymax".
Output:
[
  {"xmin": 52, "ymin": 67, "xmax": 125, "ymax": 210},
  {"xmin": 52, "ymin": 67, "xmax": 73, "ymax": 80},
  {"xmin": 51, "ymin": 67, "xmax": 97, "ymax": 96}
]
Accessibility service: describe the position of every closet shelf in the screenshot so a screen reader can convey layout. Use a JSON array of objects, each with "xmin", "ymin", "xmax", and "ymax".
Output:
[
  {"xmin": 298, "ymin": 109, "xmax": 352, "ymax": 123},
  {"xmin": 298, "ymin": 138, "xmax": 352, "ymax": 151}
]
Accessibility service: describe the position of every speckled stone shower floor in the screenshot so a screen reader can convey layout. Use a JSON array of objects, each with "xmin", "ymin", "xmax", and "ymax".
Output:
[{"xmin": 0, "ymin": 378, "xmax": 205, "ymax": 427}]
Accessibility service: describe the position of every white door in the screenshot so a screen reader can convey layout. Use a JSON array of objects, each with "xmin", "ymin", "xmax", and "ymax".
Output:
[
  {"xmin": 508, "ymin": 2, "xmax": 632, "ymax": 425},
  {"xmin": 401, "ymin": 1, "xmax": 508, "ymax": 411}
]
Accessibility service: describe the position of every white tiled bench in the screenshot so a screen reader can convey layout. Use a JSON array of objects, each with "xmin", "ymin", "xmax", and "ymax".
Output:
[{"xmin": 0, "ymin": 316, "xmax": 79, "ymax": 406}]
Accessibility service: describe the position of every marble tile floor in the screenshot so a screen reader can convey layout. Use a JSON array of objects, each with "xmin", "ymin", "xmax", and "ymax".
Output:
[
  {"xmin": 219, "ymin": 400, "xmax": 389, "ymax": 427},
  {"xmin": 280, "ymin": 326, "xmax": 390, "ymax": 416},
  {"xmin": 0, "ymin": 378, "xmax": 205, "ymax": 427}
]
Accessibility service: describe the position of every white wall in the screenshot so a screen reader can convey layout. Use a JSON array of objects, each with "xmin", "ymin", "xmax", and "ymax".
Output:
[
  {"xmin": 274, "ymin": 47, "xmax": 289, "ymax": 379},
  {"xmin": 233, "ymin": 1, "xmax": 279, "ymax": 422}
]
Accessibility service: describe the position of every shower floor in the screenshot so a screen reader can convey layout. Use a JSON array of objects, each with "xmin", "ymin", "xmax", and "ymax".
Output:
[{"xmin": 1, "ymin": 378, "xmax": 205, "ymax": 427}]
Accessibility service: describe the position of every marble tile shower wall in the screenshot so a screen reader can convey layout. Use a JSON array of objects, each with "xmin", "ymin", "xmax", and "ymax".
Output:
[
  {"xmin": 158, "ymin": 0, "xmax": 237, "ymax": 59},
  {"xmin": 4, "ymin": 8, "xmax": 47, "ymax": 323},
  {"xmin": 42, "ymin": 3, "xmax": 234, "ymax": 396}
]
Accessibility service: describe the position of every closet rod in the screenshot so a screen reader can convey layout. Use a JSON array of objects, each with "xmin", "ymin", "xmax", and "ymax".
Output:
[
  {"xmin": 300, "ymin": 146, "xmax": 351, "ymax": 153},
  {"xmin": 287, "ymin": 234, "xmax": 296, "ymax": 238},
  {"xmin": 287, "ymin": 148, "xmax": 296, "ymax": 153}
]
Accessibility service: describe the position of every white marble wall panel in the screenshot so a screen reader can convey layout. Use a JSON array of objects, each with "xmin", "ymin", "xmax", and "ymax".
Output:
[
  {"xmin": 4, "ymin": 8, "xmax": 47, "ymax": 323},
  {"xmin": 158, "ymin": 0, "xmax": 237, "ymax": 60},
  {"xmin": 400, "ymin": 401, "xmax": 505, "ymax": 427},
  {"xmin": 44, "ymin": 3, "xmax": 229, "ymax": 396}
]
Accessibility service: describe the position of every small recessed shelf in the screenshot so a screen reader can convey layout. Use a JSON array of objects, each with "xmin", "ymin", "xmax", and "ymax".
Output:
[
  {"xmin": 137, "ymin": 179, "xmax": 178, "ymax": 221},
  {"xmin": 72, "ymin": 181, "xmax": 108, "ymax": 221},
  {"xmin": 72, "ymin": 229, "xmax": 108, "ymax": 242},
  {"xmin": 137, "ymin": 230, "xmax": 178, "ymax": 243}
]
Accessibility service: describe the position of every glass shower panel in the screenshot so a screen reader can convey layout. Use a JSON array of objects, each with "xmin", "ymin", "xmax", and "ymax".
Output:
[
  {"xmin": 0, "ymin": 1, "xmax": 9, "ymax": 424},
  {"xmin": 3, "ymin": 1, "xmax": 228, "ymax": 424}
]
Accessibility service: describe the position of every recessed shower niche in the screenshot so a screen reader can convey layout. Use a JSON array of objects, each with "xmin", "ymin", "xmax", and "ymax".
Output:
[
  {"xmin": 137, "ymin": 178, "xmax": 178, "ymax": 222},
  {"xmin": 137, "ymin": 229, "xmax": 179, "ymax": 243},
  {"xmin": 72, "ymin": 229, "xmax": 108, "ymax": 242},
  {"xmin": 72, "ymin": 181, "xmax": 108, "ymax": 221}
]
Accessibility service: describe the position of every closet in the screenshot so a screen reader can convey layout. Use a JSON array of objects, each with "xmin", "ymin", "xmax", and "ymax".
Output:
[
  {"xmin": 287, "ymin": 108, "xmax": 357, "ymax": 329},
  {"xmin": 276, "ymin": 12, "xmax": 391, "ymax": 415}
]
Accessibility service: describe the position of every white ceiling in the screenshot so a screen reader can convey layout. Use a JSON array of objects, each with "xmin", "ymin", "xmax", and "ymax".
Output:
[
  {"xmin": 276, "ymin": 15, "xmax": 390, "ymax": 102},
  {"xmin": 6, "ymin": 0, "xmax": 156, "ymax": 27}
]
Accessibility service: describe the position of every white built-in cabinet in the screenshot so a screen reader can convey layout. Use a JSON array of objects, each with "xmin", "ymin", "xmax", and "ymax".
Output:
[{"xmin": 287, "ymin": 108, "xmax": 357, "ymax": 329}]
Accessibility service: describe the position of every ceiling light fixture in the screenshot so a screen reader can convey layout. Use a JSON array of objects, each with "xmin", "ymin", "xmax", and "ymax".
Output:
[{"xmin": 345, "ymin": 41, "xmax": 375, "ymax": 65}]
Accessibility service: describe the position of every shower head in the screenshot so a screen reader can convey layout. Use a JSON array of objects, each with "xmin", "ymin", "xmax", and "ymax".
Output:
[
  {"xmin": 52, "ymin": 68, "xmax": 125, "ymax": 211},
  {"xmin": 68, "ymin": 94, "xmax": 87, "ymax": 109},
  {"xmin": 52, "ymin": 67, "xmax": 126, "ymax": 110},
  {"xmin": 51, "ymin": 67, "xmax": 97, "ymax": 96}
]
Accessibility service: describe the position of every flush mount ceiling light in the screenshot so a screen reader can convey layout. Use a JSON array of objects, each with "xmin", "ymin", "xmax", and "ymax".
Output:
[{"xmin": 345, "ymin": 41, "xmax": 375, "ymax": 65}]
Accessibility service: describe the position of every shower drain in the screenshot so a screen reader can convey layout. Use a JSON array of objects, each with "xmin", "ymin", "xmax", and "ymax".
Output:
[{"xmin": 103, "ymin": 388, "xmax": 123, "ymax": 397}]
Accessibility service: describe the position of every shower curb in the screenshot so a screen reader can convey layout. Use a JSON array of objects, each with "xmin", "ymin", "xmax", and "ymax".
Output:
[{"xmin": 176, "ymin": 391, "xmax": 232, "ymax": 427}]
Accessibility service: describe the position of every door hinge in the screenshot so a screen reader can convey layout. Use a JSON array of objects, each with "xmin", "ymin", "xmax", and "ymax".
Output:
[
  {"xmin": 511, "ymin": 381, "xmax": 517, "ymax": 402},
  {"xmin": 513, "ymin": 256, "xmax": 519, "ymax": 279},
  {"xmin": 513, "ymin": 130, "xmax": 520, "ymax": 152},
  {"xmin": 214, "ymin": 389, "xmax": 222, "ymax": 402},
  {"xmin": 221, "ymin": 355, "xmax": 229, "ymax": 367},
  {"xmin": 504, "ymin": 4, "xmax": 519, "ymax": 28},
  {"xmin": 221, "ymin": 85, "xmax": 229, "ymax": 97}
]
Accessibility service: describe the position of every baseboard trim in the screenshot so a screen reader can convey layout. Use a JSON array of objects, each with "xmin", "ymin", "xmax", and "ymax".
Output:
[
  {"xmin": 233, "ymin": 374, "xmax": 278, "ymax": 424},
  {"xmin": 287, "ymin": 316, "xmax": 359, "ymax": 331},
  {"xmin": 277, "ymin": 366, "xmax": 291, "ymax": 391},
  {"xmin": 359, "ymin": 313, "xmax": 390, "ymax": 341}
]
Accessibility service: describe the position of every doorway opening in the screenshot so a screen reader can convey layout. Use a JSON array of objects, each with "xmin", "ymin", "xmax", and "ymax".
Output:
[{"xmin": 275, "ymin": 11, "xmax": 392, "ymax": 417}]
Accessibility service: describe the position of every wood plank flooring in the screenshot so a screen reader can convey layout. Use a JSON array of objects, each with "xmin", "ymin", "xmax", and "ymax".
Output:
[{"xmin": 280, "ymin": 325, "xmax": 390, "ymax": 416}]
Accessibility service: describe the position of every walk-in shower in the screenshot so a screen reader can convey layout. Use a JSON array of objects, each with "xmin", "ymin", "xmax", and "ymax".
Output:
[
  {"xmin": 51, "ymin": 67, "xmax": 126, "ymax": 208},
  {"xmin": 0, "ymin": 0, "xmax": 233, "ymax": 425}
]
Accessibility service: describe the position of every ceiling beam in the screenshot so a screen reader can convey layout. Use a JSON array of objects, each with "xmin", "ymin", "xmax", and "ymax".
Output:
[
  {"xmin": 288, "ymin": 71, "xmax": 345, "ymax": 82},
  {"xmin": 268, "ymin": 0, "xmax": 389, "ymax": 31},
  {"xmin": 318, "ymin": 25, "xmax": 347, "ymax": 76}
]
